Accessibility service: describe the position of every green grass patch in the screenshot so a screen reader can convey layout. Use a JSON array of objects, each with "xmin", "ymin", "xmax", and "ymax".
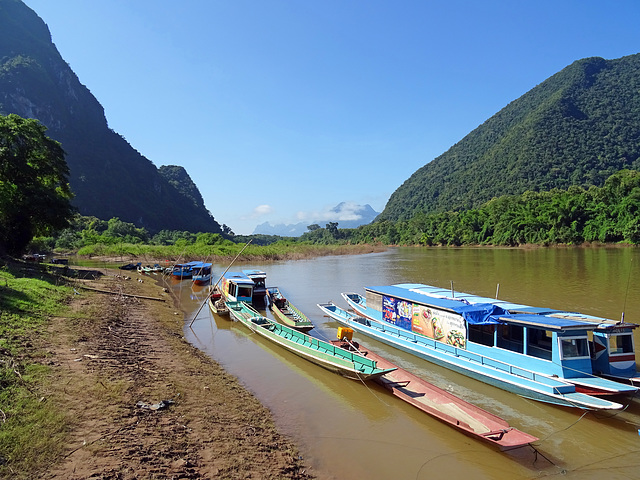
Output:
[{"xmin": 0, "ymin": 260, "xmax": 72, "ymax": 478}]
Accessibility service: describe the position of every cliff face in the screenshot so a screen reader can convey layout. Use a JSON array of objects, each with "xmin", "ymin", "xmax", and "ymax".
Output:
[{"xmin": 0, "ymin": 0, "xmax": 222, "ymax": 234}]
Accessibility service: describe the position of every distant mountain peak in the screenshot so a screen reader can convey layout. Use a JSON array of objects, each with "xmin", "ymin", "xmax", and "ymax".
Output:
[{"xmin": 253, "ymin": 202, "xmax": 379, "ymax": 236}]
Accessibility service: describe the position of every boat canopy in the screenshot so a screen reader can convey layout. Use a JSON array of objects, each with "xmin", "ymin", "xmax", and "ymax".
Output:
[
  {"xmin": 367, "ymin": 285, "xmax": 609, "ymax": 330},
  {"xmin": 367, "ymin": 285, "xmax": 505, "ymax": 325}
]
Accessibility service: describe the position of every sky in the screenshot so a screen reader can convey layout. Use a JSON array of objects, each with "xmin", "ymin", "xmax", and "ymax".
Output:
[{"xmin": 21, "ymin": 1, "xmax": 640, "ymax": 235}]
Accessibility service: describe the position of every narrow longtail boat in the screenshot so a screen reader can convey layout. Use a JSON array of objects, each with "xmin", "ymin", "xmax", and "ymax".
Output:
[
  {"xmin": 266, "ymin": 287, "xmax": 314, "ymax": 333},
  {"xmin": 330, "ymin": 328, "xmax": 538, "ymax": 450},
  {"xmin": 342, "ymin": 284, "xmax": 640, "ymax": 394},
  {"xmin": 192, "ymin": 263, "xmax": 213, "ymax": 286},
  {"xmin": 226, "ymin": 301, "xmax": 396, "ymax": 381},
  {"xmin": 318, "ymin": 302, "xmax": 627, "ymax": 410},
  {"xmin": 207, "ymin": 286, "xmax": 229, "ymax": 316}
]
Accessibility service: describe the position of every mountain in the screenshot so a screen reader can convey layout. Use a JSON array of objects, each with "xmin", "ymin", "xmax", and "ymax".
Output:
[
  {"xmin": 0, "ymin": 0, "xmax": 222, "ymax": 234},
  {"xmin": 253, "ymin": 202, "xmax": 379, "ymax": 237},
  {"xmin": 379, "ymin": 54, "xmax": 640, "ymax": 222}
]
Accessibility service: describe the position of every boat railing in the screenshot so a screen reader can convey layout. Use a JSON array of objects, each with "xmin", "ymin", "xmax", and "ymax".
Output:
[{"xmin": 331, "ymin": 304, "xmax": 572, "ymax": 391}]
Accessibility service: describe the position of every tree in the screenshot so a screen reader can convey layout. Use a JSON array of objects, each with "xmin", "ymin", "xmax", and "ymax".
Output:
[{"xmin": 0, "ymin": 114, "xmax": 74, "ymax": 255}]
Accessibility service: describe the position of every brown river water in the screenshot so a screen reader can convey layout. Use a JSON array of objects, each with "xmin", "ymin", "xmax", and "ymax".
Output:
[{"xmin": 158, "ymin": 247, "xmax": 640, "ymax": 480}]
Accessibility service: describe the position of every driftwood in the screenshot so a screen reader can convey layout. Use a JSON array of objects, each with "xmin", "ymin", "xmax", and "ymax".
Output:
[{"xmin": 76, "ymin": 285, "xmax": 165, "ymax": 302}]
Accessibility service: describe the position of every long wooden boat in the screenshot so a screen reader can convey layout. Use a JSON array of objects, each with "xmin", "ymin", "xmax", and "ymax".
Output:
[
  {"xmin": 330, "ymin": 333, "xmax": 538, "ymax": 450},
  {"xmin": 317, "ymin": 302, "xmax": 626, "ymax": 410},
  {"xmin": 208, "ymin": 286, "xmax": 229, "ymax": 316},
  {"xmin": 192, "ymin": 263, "xmax": 213, "ymax": 285},
  {"xmin": 266, "ymin": 287, "xmax": 314, "ymax": 333},
  {"xmin": 343, "ymin": 284, "xmax": 640, "ymax": 395},
  {"xmin": 395, "ymin": 283, "xmax": 640, "ymax": 388},
  {"xmin": 227, "ymin": 301, "xmax": 396, "ymax": 380},
  {"xmin": 170, "ymin": 261, "xmax": 201, "ymax": 279}
]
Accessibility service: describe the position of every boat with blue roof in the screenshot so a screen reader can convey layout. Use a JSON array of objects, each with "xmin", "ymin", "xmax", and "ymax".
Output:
[
  {"xmin": 320, "ymin": 283, "xmax": 640, "ymax": 409},
  {"xmin": 219, "ymin": 271, "xmax": 256, "ymax": 304},
  {"xmin": 170, "ymin": 261, "xmax": 201, "ymax": 279},
  {"xmin": 342, "ymin": 284, "xmax": 640, "ymax": 392}
]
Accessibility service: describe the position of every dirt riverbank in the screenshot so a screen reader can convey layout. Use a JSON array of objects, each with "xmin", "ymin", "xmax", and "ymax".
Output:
[{"xmin": 42, "ymin": 267, "xmax": 314, "ymax": 479}]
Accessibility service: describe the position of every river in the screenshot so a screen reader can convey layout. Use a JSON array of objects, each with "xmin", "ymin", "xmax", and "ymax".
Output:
[{"xmin": 164, "ymin": 247, "xmax": 640, "ymax": 480}]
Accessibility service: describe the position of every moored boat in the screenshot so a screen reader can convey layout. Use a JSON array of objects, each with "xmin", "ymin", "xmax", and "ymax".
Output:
[
  {"xmin": 170, "ymin": 261, "xmax": 201, "ymax": 279},
  {"xmin": 318, "ymin": 302, "xmax": 627, "ymax": 410},
  {"xmin": 243, "ymin": 269, "xmax": 267, "ymax": 303},
  {"xmin": 227, "ymin": 301, "xmax": 396, "ymax": 381},
  {"xmin": 208, "ymin": 286, "xmax": 229, "ymax": 316},
  {"xmin": 266, "ymin": 287, "xmax": 314, "ymax": 333},
  {"xmin": 192, "ymin": 263, "xmax": 213, "ymax": 285},
  {"xmin": 346, "ymin": 283, "xmax": 640, "ymax": 394},
  {"xmin": 220, "ymin": 272, "xmax": 255, "ymax": 303},
  {"xmin": 331, "ymin": 330, "xmax": 538, "ymax": 450},
  {"xmin": 397, "ymin": 283, "xmax": 640, "ymax": 388}
]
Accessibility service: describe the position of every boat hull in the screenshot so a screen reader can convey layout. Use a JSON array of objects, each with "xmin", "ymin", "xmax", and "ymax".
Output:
[
  {"xmin": 318, "ymin": 303, "xmax": 623, "ymax": 410},
  {"xmin": 332, "ymin": 340, "xmax": 538, "ymax": 450},
  {"xmin": 228, "ymin": 302, "xmax": 394, "ymax": 381}
]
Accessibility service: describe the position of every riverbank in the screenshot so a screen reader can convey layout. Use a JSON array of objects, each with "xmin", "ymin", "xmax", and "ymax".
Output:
[{"xmin": 0, "ymin": 260, "xmax": 313, "ymax": 479}]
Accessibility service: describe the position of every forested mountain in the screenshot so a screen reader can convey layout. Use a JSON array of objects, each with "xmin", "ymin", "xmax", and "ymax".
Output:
[
  {"xmin": 379, "ymin": 54, "xmax": 640, "ymax": 221},
  {"xmin": 0, "ymin": 0, "xmax": 222, "ymax": 234}
]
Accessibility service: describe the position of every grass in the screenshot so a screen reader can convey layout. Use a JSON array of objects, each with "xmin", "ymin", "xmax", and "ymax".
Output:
[
  {"xmin": 75, "ymin": 241, "xmax": 386, "ymax": 262},
  {"xmin": 0, "ymin": 259, "xmax": 72, "ymax": 478}
]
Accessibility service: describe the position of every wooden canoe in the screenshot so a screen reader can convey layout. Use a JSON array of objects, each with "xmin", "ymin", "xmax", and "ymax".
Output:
[
  {"xmin": 267, "ymin": 287, "xmax": 314, "ymax": 332},
  {"xmin": 331, "ymin": 337, "xmax": 538, "ymax": 450},
  {"xmin": 226, "ymin": 301, "xmax": 395, "ymax": 381}
]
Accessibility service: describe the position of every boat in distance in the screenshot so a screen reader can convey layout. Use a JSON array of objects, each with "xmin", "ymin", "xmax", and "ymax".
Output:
[
  {"xmin": 318, "ymin": 302, "xmax": 625, "ymax": 410},
  {"xmin": 192, "ymin": 263, "xmax": 213, "ymax": 285},
  {"xmin": 341, "ymin": 285, "xmax": 639, "ymax": 397},
  {"xmin": 330, "ymin": 331, "xmax": 538, "ymax": 450},
  {"xmin": 266, "ymin": 287, "xmax": 314, "ymax": 333},
  {"xmin": 226, "ymin": 301, "xmax": 396, "ymax": 381}
]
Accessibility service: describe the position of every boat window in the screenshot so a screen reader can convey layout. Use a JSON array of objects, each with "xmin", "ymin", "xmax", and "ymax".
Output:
[
  {"xmin": 229, "ymin": 283, "xmax": 237, "ymax": 298},
  {"xmin": 468, "ymin": 324, "xmax": 495, "ymax": 347},
  {"xmin": 497, "ymin": 324, "xmax": 524, "ymax": 353},
  {"xmin": 526, "ymin": 328, "xmax": 553, "ymax": 360},
  {"xmin": 559, "ymin": 337, "xmax": 590, "ymax": 359},
  {"xmin": 609, "ymin": 334, "xmax": 635, "ymax": 354},
  {"xmin": 238, "ymin": 286, "xmax": 253, "ymax": 298}
]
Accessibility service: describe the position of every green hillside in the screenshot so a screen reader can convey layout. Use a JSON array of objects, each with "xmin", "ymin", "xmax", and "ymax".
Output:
[
  {"xmin": 0, "ymin": 0, "xmax": 222, "ymax": 234},
  {"xmin": 379, "ymin": 54, "xmax": 640, "ymax": 221}
]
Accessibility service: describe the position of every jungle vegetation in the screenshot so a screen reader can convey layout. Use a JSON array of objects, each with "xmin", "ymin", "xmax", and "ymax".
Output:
[{"xmin": 379, "ymin": 54, "xmax": 640, "ymax": 222}]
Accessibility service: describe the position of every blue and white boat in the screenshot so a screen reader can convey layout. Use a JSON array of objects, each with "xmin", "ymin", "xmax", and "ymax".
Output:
[
  {"xmin": 343, "ymin": 284, "xmax": 640, "ymax": 391},
  {"xmin": 318, "ymin": 302, "xmax": 626, "ymax": 410},
  {"xmin": 191, "ymin": 262, "xmax": 213, "ymax": 285},
  {"xmin": 170, "ymin": 261, "xmax": 201, "ymax": 279},
  {"xmin": 220, "ymin": 271, "xmax": 256, "ymax": 303}
]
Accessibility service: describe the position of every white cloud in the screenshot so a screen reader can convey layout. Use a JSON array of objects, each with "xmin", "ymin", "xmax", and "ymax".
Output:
[{"xmin": 241, "ymin": 204, "xmax": 274, "ymax": 220}]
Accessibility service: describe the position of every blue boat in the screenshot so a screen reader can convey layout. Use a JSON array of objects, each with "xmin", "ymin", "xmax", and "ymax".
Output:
[
  {"xmin": 170, "ymin": 261, "xmax": 201, "ymax": 279},
  {"xmin": 220, "ymin": 271, "xmax": 256, "ymax": 303},
  {"xmin": 192, "ymin": 263, "xmax": 213, "ymax": 285},
  {"xmin": 318, "ymin": 301, "xmax": 626, "ymax": 410},
  {"xmin": 343, "ymin": 284, "xmax": 640, "ymax": 392}
]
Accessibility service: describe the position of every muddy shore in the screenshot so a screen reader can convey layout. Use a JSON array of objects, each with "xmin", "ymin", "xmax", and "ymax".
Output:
[{"xmin": 43, "ymin": 267, "xmax": 314, "ymax": 479}]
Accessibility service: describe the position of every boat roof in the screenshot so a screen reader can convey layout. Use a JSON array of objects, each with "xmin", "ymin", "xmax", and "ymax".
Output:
[
  {"xmin": 391, "ymin": 283, "xmax": 636, "ymax": 331},
  {"xmin": 224, "ymin": 271, "xmax": 255, "ymax": 285},
  {"xmin": 243, "ymin": 269, "xmax": 266, "ymax": 278},
  {"xmin": 366, "ymin": 285, "xmax": 604, "ymax": 331}
]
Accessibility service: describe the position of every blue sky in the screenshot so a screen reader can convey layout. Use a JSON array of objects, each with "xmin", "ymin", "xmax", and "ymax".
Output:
[{"xmin": 22, "ymin": 1, "xmax": 640, "ymax": 234}]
